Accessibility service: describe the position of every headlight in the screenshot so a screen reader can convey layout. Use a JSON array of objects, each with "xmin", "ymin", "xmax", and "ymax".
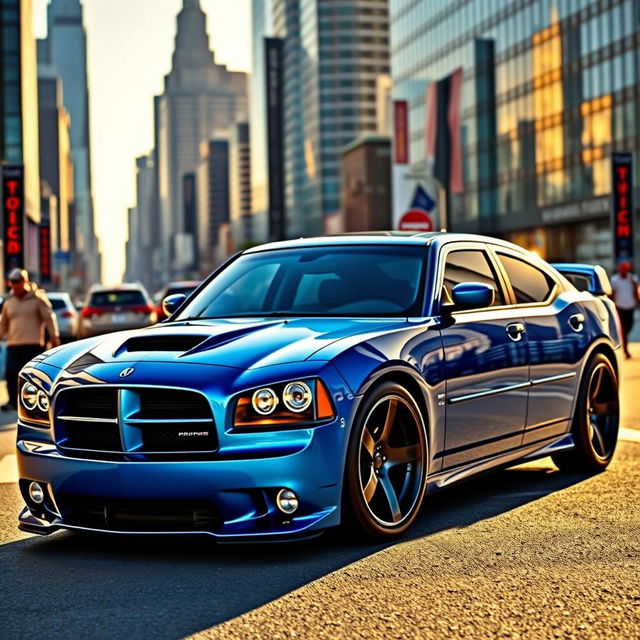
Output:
[
  {"xmin": 235, "ymin": 378, "xmax": 334, "ymax": 429},
  {"xmin": 36, "ymin": 390, "xmax": 50, "ymax": 412},
  {"xmin": 21, "ymin": 383, "xmax": 38, "ymax": 410},
  {"xmin": 282, "ymin": 381, "xmax": 312, "ymax": 412},
  {"xmin": 18, "ymin": 379, "xmax": 51, "ymax": 426},
  {"xmin": 252, "ymin": 388, "xmax": 278, "ymax": 415}
]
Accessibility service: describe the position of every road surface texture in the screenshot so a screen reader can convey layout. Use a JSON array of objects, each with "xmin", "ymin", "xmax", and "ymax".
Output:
[{"xmin": 0, "ymin": 346, "xmax": 638, "ymax": 640}]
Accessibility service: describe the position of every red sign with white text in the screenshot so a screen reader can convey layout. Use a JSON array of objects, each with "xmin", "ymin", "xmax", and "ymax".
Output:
[
  {"xmin": 2, "ymin": 164, "xmax": 25, "ymax": 274},
  {"xmin": 398, "ymin": 210, "xmax": 434, "ymax": 232},
  {"xmin": 611, "ymin": 153, "xmax": 634, "ymax": 268}
]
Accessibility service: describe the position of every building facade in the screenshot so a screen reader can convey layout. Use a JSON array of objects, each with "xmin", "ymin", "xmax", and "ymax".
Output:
[
  {"xmin": 341, "ymin": 135, "xmax": 391, "ymax": 232},
  {"xmin": 40, "ymin": 0, "xmax": 100, "ymax": 287},
  {"xmin": 250, "ymin": 0, "xmax": 274, "ymax": 243},
  {"xmin": 390, "ymin": 0, "xmax": 640, "ymax": 268},
  {"xmin": 271, "ymin": 0, "xmax": 390, "ymax": 237},
  {"xmin": 1, "ymin": 0, "xmax": 42, "ymax": 281},
  {"xmin": 156, "ymin": 0, "xmax": 247, "ymax": 280},
  {"xmin": 229, "ymin": 122, "xmax": 252, "ymax": 248},
  {"xmin": 37, "ymin": 70, "xmax": 73, "ymax": 288}
]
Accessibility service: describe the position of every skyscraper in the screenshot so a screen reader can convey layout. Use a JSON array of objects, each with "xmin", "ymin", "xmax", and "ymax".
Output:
[
  {"xmin": 270, "ymin": 0, "xmax": 390, "ymax": 237},
  {"xmin": 156, "ymin": 0, "xmax": 248, "ymax": 279},
  {"xmin": 1, "ymin": 0, "xmax": 42, "ymax": 281},
  {"xmin": 40, "ymin": 0, "xmax": 100, "ymax": 287}
]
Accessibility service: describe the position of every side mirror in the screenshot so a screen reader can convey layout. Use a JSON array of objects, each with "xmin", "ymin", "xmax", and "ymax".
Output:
[
  {"xmin": 161, "ymin": 293, "xmax": 186, "ymax": 318},
  {"xmin": 450, "ymin": 282, "xmax": 495, "ymax": 310}
]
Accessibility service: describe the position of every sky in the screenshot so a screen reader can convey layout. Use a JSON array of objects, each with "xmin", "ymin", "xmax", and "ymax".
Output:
[{"xmin": 33, "ymin": 0, "xmax": 252, "ymax": 286}]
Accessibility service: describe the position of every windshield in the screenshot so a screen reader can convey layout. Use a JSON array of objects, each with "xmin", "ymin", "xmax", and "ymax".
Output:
[{"xmin": 174, "ymin": 245, "xmax": 426, "ymax": 320}]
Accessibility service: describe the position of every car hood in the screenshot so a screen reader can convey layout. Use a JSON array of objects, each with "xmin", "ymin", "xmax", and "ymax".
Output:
[{"xmin": 39, "ymin": 317, "xmax": 412, "ymax": 371}]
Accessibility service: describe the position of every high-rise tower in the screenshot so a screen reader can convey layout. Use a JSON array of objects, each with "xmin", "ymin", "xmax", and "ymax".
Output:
[
  {"xmin": 41, "ymin": 0, "xmax": 100, "ymax": 287},
  {"xmin": 156, "ymin": 0, "xmax": 248, "ymax": 279}
]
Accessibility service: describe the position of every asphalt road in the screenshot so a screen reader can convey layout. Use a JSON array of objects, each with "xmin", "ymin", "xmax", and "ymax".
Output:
[{"xmin": 0, "ymin": 348, "xmax": 638, "ymax": 640}]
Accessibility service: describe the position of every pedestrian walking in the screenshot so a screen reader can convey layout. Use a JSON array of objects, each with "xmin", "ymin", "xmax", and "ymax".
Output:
[
  {"xmin": 0, "ymin": 268, "xmax": 60, "ymax": 411},
  {"xmin": 610, "ymin": 261, "xmax": 640, "ymax": 359}
]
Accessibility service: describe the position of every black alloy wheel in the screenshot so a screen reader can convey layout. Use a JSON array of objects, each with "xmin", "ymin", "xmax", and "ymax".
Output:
[
  {"xmin": 552, "ymin": 353, "xmax": 619, "ymax": 472},
  {"xmin": 344, "ymin": 382, "xmax": 428, "ymax": 540}
]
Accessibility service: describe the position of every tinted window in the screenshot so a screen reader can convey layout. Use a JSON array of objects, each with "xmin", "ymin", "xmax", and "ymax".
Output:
[
  {"xmin": 443, "ymin": 250, "xmax": 505, "ymax": 307},
  {"xmin": 497, "ymin": 254, "xmax": 555, "ymax": 304},
  {"xmin": 90, "ymin": 290, "xmax": 146, "ymax": 306},
  {"xmin": 48, "ymin": 298, "xmax": 68, "ymax": 310},
  {"xmin": 176, "ymin": 246, "xmax": 426, "ymax": 319}
]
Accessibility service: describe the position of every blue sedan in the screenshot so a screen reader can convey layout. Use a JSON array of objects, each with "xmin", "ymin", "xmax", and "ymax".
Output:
[{"xmin": 16, "ymin": 233, "xmax": 622, "ymax": 541}]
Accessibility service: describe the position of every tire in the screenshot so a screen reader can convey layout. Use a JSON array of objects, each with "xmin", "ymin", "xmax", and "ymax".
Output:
[
  {"xmin": 552, "ymin": 353, "xmax": 619, "ymax": 473},
  {"xmin": 343, "ymin": 382, "xmax": 428, "ymax": 540}
]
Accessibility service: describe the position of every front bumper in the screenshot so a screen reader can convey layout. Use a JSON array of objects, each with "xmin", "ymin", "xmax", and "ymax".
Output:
[
  {"xmin": 17, "ymin": 431, "xmax": 341, "ymax": 540},
  {"xmin": 16, "ymin": 361, "xmax": 353, "ymax": 540}
]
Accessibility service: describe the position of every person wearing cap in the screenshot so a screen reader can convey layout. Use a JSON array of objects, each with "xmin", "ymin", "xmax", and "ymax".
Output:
[
  {"xmin": 0, "ymin": 268, "xmax": 60, "ymax": 411},
  {"xmin": 610, "ymin": 261, "xmax": 640, "ymax": 359}
]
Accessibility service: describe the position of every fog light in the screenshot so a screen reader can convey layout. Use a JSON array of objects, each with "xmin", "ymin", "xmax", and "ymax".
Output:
[
  {"xmin": 276, "ymin": 488, "xmax": 298, "ymax": 514},
  {"xmin": 29, "ymin": 482, "xmax": 44, "ymax": 504}
]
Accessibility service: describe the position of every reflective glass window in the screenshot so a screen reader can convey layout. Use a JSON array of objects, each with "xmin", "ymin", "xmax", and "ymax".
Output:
[
  {"xmin": 442, "ymin": 250, "xmax": 505, "ymax": 307},
  {"xmin": 497, "ymin": 253, "xmax": 555, "ymax": 304}
]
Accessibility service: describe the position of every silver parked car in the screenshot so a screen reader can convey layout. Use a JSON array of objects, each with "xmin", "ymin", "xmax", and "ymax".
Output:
[
  {"xmin": 79, "ymin": 284, "xmax": 157, "ymax": 338},
  {"xmin": 46, "ymin": 293, "xmax": 79, "ymax": 343}
]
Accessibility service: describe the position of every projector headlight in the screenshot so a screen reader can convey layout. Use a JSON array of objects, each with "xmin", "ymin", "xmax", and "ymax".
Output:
[
  {"xmin": 18, "ymin": 379, "xmax": 51, "ymax": 426},
  {"xmin": 235, "ymin": 378, "xmax": 335, "ymax": 429},
  {"xmin": 20, "ymin": 383, "xmax": 38, "ymax": 411}
]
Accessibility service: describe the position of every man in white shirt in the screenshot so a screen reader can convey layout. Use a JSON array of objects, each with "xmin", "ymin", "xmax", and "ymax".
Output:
[{"xmin": 610, "ymin": 261, "xmax": 639, "ymax": 359}]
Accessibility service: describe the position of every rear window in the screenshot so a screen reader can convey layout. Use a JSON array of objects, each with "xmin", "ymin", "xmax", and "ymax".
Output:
[
  {"xmin": 48, "ymin": 298, "xmax": 68, "ymax": 310},
  {"xmin": 90, "ymin": 290, "xmax": 146, "ymax": 306},
  {"xmin": 497, "ymin": 253, "xmax": 555, "ymax": 304}
]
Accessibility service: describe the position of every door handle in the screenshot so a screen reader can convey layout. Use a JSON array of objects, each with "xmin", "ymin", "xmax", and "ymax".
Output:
[
  {"xmin": 506, "ymin": 322, "xmax": 525, "ymax": 341},
  {"xmin": 569, "ymin": 312, "xmax": 585, "ymax": 332}
]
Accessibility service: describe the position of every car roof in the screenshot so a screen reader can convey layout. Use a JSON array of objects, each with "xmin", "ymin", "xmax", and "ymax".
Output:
[
  {"xmin": 87, "ymin": 283, "xmax": 148, "ymax": 292},
  {"xmin": 45, "ymin": 292, "xmax": 72, "ymax": 299},
  {"xmin": 243, "ymin": 232, "xmax": 533, "ymax": 256}
]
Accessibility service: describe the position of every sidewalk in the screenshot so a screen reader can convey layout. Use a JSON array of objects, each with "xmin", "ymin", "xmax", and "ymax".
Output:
[
  {"xmin": 0, "ymin": 381, "xmax": 16, "ymax": 429},
  {"xmin": 620, "ymin": 342, "xmax": 640, "ymax": 431}
]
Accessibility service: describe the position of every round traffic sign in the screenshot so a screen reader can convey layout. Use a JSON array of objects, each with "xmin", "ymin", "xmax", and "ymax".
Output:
[{"xmin": 398, "ymin": 209, "xmax": 434, "ymax": 232}]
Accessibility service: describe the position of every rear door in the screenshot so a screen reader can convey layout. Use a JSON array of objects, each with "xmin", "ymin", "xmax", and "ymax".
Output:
[
  {"xmin": 491, "ymin": 248, "xmax": 583, "ymax": 446},
  {"xmin": 438, "ymin": 244, "xmax": 530, "ymax": 469}
]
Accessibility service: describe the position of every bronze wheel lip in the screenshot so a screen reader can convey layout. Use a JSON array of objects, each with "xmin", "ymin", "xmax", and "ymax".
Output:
[
  {"xmin": 358, "ymin": 393, "xmax": 426, "ymax": 528},
  {"xmin": 586, "ymin": 362, "xmax": 619, "ymax": 461}
]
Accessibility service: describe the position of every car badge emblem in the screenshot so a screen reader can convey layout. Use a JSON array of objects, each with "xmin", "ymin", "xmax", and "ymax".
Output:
[{"xmin": 119, "ymin": 367, "xmax": 135, "ymax": 378}]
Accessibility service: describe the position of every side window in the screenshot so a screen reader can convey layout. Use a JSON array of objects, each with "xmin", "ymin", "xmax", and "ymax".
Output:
[
  {"xmin": 442, "ymin": 250, "xmax": 505, "ymax": 307},
  {"xmin": 497, "ymin": 253, "xmax": 555, "ymax": 304}
]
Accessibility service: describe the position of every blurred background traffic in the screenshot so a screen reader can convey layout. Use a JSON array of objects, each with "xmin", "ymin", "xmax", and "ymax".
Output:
[{"xmin": 0, "ymin": 0, "xmax": 639, "ymax": 331}]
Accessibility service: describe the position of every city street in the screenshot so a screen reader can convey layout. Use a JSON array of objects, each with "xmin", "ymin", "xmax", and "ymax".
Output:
[{"xmin": 0, "ymin": 345, "xmax": 637, "ymax": 639}]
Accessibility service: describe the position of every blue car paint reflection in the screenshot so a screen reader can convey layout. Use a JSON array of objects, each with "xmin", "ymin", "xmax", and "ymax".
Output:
[{"xmin": 15, "ymin": 234, "xmax": 622, "ymax": 541}]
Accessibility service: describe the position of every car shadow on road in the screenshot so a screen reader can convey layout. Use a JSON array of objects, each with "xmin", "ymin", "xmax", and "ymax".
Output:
[{"xmin": 1, "ymin": 462, "xmax": 592, "ymax": 639}]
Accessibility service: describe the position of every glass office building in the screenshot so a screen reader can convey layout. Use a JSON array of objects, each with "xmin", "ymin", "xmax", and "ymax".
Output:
[
  {"xmin": 273, "ymin": 0, "xmax": 390, "ymax": 237},
  {"xmin": 390, "ymin": 0, "xmax": 640, "ymax": 267}
]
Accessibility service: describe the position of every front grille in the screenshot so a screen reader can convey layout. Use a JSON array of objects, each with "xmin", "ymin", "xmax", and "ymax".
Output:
[
  {"xmin": 138, "ymin": 389, "xmax": 210, "ymax": 420},
  {"xmin": 139, "ymin": 423, "xmax": 216, "ymax": 452},
  {"xmin": 62, "ymin": 421, "xmax": 121, "ymax": 451},
  {"xmin": 64, "ymin": 387, "xmax": 118, "ymax": 419},
  {"xmin": 57, "ymin": 494, "xmax": 221, "ymax": 532},
  {"xmin": 54, "ymin": 386, "xmax": 217, "ymax": 458}
]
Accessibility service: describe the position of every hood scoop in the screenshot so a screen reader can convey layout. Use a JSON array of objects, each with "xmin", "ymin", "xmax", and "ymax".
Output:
[{"xmin": 115, "ymin": 335, "xmax": 208, "ymax": 355}]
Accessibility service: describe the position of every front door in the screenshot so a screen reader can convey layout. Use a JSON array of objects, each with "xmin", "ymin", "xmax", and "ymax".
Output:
[{"xmin": 438, "ymin": 247, "xmax": 530, "ymax": 469}]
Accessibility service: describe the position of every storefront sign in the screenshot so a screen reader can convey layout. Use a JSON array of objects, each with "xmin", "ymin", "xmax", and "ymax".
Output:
[
  {"xmin": 39, "ymin": 223, "xmax": 52, "ymax": 283},
  {"xmin": 2, "ymin": 164, "xmax": 25, "ymax": 274},
  {"xmin": 611, "ymin": 152, "xmax": 634, "ymax": 267}
]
